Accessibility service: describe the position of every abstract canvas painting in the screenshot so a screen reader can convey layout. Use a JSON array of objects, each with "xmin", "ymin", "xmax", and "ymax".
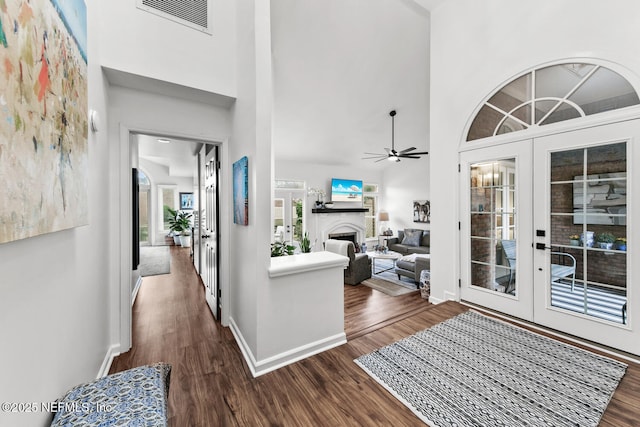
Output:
[
  {"xmin": 0, "ymin": 0, "xmax": 88, "ymax": 244},
  {"xmin": 233, "ymin": 156, "xmax": 248, "ymax": 225}
]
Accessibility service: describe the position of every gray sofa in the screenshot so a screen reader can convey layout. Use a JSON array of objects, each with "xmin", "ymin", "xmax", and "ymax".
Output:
[
  {"xmin": 387, "ymin": 229, "xmax": 430, "ymax": 255},
  {"xmin": 395, "ymin": 254, "xmax": 431, "ymax": 284}
]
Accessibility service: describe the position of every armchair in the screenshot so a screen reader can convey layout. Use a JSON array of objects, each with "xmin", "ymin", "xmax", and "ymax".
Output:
[{"xmin": 324, "ymin": 239, "xmax": 372, "ymax": 285}]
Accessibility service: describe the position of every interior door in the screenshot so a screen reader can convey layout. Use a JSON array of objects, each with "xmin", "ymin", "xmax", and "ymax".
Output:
[
  {"xmin": 193, "ymin": 148, "xmax": 204, "ymax": 274},
  {"xmin": 533, "ymin": 120, "xmax": 639, "ymax": 355},
  {"xmin": 203, "ymin": 145, "xmax": 220, "ymax": 319},
  {"xmin": 460, "ymin": 140, "xmax": 534, "ymax": 320}
]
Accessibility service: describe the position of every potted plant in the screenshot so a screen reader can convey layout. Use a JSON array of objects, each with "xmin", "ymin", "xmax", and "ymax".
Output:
[
  {"xmin": 300, "ymin": 232, "xmax": 312, "ymax": 253},
  {"xmin": 167, "ymin": 208, "xmax": 182, "ymax": 245},
  {"xmin": 596, "ymin": 232, "xmax": 615, "ymax": 250},
  {"xmin": 271, "ymin": 241, "xmax": 295, "ymax": 257},
  {"xmin": 308, "ymin": 187, "xmax": 326, "ymax": 208},
  {"xmin": 568, "ymin": 234, "xmax": 580, "ymax": 246},
  {"xmin": 175, "ymin": 211, "xmax": 193, "ymax": 247},
  {"xmin": 615, "ymin": 237, "xmax": 627, "ymax": 251}
]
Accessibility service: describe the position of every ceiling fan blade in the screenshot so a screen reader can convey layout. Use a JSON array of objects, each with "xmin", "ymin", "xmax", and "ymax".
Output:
[
  {"xmin": 398, "ymin": 155, "xmax": 421, "ymax": 159},
  {"xmin": 399, "ymin": 147, "xmax": 416, "ymax": 154},
  {"xmin": 362, "ymin": 155, "xmax": 387, "ymax": 160},
  {"xmin": 384, "ymin": 147, "xmax": 391, "ymax": 154},
  {"xmin": 374, "ymin": 157, "xmax": 389, "ymax": 163},
  {"xmin": 363, "ymin": 152, "xmax": 386, "ymax": 155},
  {"xmin": 408, "ymin": 151, "xmax": 429, "ymax": 155}
]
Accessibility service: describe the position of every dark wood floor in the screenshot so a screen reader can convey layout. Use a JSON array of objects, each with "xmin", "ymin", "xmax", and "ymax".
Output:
[{"xmin": 111, "ymin": 246, "xmax": 640, "ymax": 426}]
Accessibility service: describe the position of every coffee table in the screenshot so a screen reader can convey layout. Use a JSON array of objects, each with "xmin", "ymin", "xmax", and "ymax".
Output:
[{"xmin": 367, "ymin": 251, "xmax": 402, "ymax": 275}]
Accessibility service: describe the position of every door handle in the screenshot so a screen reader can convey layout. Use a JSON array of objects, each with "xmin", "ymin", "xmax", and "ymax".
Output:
[
  {"xmin": 536, "ymin": 243, "xmax": 552, "ymax": 250},
  {"xmin": 202, "ymin": 234, "xmax": 210, "ymax": 239}
]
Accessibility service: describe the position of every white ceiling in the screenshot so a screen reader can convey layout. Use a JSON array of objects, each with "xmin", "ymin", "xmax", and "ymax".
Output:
[
  {"xmin": 271, "ymin": 0, "xmax": 435, "ymax": 168},
  {"xmin": 137, "ymin": 134, "xmax": 201, "ymax": 177},
  {"xmin": 135, "ymin": 0, "xmax": 444, "ymax": 173}
]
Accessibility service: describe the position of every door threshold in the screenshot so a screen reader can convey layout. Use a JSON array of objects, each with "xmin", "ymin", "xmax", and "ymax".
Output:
[{"xmin": 461, "ymin": 300, "xmax": 640, "ymax": 364}]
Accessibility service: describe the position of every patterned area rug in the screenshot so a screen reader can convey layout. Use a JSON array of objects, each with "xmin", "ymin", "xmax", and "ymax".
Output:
[
  {"xmin": 139, "ymin": 246, "xmax": 171, "ymax": 277},
  {"xmin": 355, "ymin": 311, "xmax": 627, "ymax": 427}
]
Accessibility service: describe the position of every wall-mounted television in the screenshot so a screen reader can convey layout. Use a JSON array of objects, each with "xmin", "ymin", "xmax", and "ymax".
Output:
[{"xmin": 331, "ymin": 178, "xmax": 363, "ymax": 202}]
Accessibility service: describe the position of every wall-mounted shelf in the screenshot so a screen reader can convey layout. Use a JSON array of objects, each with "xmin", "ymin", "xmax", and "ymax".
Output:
[{"xmin": 312, "ymin": 208, "xmax": 368, "ymax": 214}]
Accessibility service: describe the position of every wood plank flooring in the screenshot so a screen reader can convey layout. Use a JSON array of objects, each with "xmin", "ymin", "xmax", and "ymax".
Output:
[{"xmin": 111, "ymin": 246, "xmax": 640, "ymax": 426}]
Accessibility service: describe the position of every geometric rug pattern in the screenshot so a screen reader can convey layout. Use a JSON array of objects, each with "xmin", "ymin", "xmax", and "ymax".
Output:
[{"xmin": 355, "ymin": 311, "xmax": 627, "ymax": 427}]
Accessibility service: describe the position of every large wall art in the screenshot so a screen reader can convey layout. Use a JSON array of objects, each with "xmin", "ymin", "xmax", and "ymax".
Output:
[
  {"xmin": 233, "ymin": 156, "xmax": 248, "ymax": 225},
  {"xmin": 0, "ymin": 0, "xmax": 88, "ymax": 244}
]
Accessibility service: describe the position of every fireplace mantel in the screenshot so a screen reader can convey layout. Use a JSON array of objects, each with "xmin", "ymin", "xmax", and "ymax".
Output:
[{"xmin": 312, "ymin": 208, "xmax": 368, "ymax": 213}]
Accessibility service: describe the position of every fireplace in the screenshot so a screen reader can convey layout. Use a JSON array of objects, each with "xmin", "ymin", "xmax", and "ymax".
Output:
[{"xmin": 328, "ymin": 232, "xmax": 357, "ymax": 244}]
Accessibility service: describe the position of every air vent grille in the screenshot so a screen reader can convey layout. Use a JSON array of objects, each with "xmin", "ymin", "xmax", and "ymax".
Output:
[{"xmin": 138, "ymin": 0, "xmax": 211, "ymax": 33}]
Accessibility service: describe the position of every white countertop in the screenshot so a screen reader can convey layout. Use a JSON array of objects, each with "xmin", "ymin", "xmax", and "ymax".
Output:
[{"xmin": 268, "ymin": 251, "xmax": 349, "ymax": 278}]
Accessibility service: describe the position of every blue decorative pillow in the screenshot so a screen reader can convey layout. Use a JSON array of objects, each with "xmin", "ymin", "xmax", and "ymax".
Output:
[{"xmin": 401, "ymin": 229, "xmax": 422, "ymax": 247}]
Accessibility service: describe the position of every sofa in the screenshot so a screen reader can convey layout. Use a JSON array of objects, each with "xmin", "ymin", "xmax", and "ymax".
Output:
[
  {"xmin": 324, "ymin": 239, "xmax": 372, "ymax": 285},
  {"xmin": 387, "ymin": 229, "xmax": 430, "ymax": 255},
  {"xmin": 395, "ymin": 253, "xmax": 431, "ymax": 285}
]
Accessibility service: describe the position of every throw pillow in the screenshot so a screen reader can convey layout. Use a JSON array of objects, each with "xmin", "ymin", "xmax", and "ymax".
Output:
[{"xmin": 401, "ymin": 229, "xmax": 422, "ymax": 247}]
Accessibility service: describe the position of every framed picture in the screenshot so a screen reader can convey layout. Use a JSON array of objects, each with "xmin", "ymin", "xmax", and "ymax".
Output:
[
  {"xmin": 233, "ymin": 156, "xmax": 249, "ymax": 225},
  {"xmin": 413, "ymin": 200, "xmax": 430, "ymax": 223},
  {"xmin": 179, "ymin": 192, "xmax": 194, "ymax": 210}
]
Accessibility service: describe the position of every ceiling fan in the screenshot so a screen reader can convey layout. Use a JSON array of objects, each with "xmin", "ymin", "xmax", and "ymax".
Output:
[{"xmin": 363, "ymin": 110, "xmax": 429, "ymax": 162}]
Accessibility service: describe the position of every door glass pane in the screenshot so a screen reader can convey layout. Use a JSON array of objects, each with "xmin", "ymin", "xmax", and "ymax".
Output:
[
  {"xmin": 549, "ymin": 142, "xmax": 627, "ymax": 324},
  {"xmin": 470, "ymin": 159, "xmax": 517, "ymax": 295},
  {"xmin": 292, "ymin": 198, "xmax": 303, "ymax": 244},
  {"xmin": 273, "ymin": 198, "xmax": 284, "ymax": 241}
]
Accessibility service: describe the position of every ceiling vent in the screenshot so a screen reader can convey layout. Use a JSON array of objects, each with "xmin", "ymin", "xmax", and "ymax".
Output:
[{"xmin": 137, "ymin": 0, "xmax": 212, "ymax": 34}]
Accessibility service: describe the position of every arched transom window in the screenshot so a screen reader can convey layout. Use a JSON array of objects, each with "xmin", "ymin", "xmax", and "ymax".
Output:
[{"xmin": 467, "ymin": 63, "xmax": 640, "ymax": 141}]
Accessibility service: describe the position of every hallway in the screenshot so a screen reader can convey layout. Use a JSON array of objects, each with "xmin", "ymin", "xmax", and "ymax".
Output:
[{"xmin": 110, "ymin": 247, "xmax": 640, "ymax": 426}]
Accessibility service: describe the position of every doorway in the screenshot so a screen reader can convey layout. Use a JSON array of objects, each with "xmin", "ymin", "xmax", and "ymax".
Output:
[{"xmin": 460, "ymin": 120, "xmax": 640, "ymax": 355}]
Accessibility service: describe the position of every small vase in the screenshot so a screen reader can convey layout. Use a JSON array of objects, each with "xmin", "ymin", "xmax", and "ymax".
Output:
[
  {"xmin": 598, "ymin": 242, "xmax": 613, "ymax": 250},
  {"xmin": 569, "ymin": 239, "xmax": 580, "ymax": 246},
  {"xmin": 617, "ymin": 243, "xmax": 627, "ymax": 251}
]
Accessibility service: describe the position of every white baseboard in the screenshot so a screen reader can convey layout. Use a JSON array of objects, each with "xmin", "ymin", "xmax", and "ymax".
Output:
[
  {"xmin": 132, "ymin": 276, "xmax": 143, "ymax": 306},
  {"xmin": 97, "ymin": 344, "xmax": 120, "ymax": 379},
  {"xmin": 229, "ymin": 317, "xmax": 347, "ymax": 378}
]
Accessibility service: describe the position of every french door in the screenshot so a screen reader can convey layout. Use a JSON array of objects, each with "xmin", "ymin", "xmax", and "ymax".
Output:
[
  {"xmin": 461, "ymin": 120, "xmax": 639, "ymax": 355},
  {"xmin": 533, "ymin": 120, "xmax": 638, "ymax": 355},
  {"xmin": 460, "ymin": 140, "xmax": 534, "ymax": 321}
]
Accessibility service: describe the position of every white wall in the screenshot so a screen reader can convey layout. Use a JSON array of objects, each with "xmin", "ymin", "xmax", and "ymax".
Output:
[
  {"xmin": 275, "ymin": 160, "xmax": 383, "ymax": 247},
  {"xmin": 0, "ymin": 2, "xmax": 111, "ymax": 426},
  {"xmin": 429, "ymin": 0, "xmax": 640, "ymax": 303},
  {"xmin": 99, "ymin": 0, "xmax": 236, "ymax": 97},
  {"xmin": 107, "ymin": 85, "xmax": 231, "ymax": 353},
  {"xmin": 228, "ymin": 0, "xmax": 272, "ymax": 364},
  {"xmin": 382, "ymin": 159, "xmax": 430, "ymax": 234},
  {"xmin": 139, "ymin": 157, "xmax": 194, "ymax": 245}
]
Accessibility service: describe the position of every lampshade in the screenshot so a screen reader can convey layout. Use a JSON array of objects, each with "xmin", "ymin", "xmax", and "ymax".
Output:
[{"xmin": 378, "ymin": 211, "xmax": 389, "ymax": 222}]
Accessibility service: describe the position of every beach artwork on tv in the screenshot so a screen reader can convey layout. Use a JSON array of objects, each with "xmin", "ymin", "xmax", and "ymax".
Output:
[
  {"xmin": 0, "ymin": 0, "xmax": 88, "ymax": 244},
  {"xmin": 331, "ymin": 178, "xmax": 363, "ymax": 202}
]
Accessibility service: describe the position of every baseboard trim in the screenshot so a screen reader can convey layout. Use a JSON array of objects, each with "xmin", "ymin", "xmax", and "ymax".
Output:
[
  {"xmin": 132, "ymin": 276, "xmax": 143, "ymax": 306},
  {"xmin": 229, "ymin": 317, "xmax": 347, "ymax": 378},
  {"xmin": 97, "ymin": 344, "xmax": 120, "ymax": 379}
]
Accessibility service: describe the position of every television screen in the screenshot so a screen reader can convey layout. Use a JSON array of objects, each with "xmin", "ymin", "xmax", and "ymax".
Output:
[{"xmin": 331, "ymin": 178, "xmax": 363, "ymax": 202}]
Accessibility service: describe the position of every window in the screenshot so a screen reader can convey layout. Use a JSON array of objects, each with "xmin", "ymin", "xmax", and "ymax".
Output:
[
  {"xmin": 467, "ymin": 63, "xmax": 639, "ymax": 141},
  {"xmin": 158, "ymin": 185, "xmax": 178, "ymax": 233},
  {"xmin": 364, "ymin": 183, "xmax": 379, "ymax": 240}
]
